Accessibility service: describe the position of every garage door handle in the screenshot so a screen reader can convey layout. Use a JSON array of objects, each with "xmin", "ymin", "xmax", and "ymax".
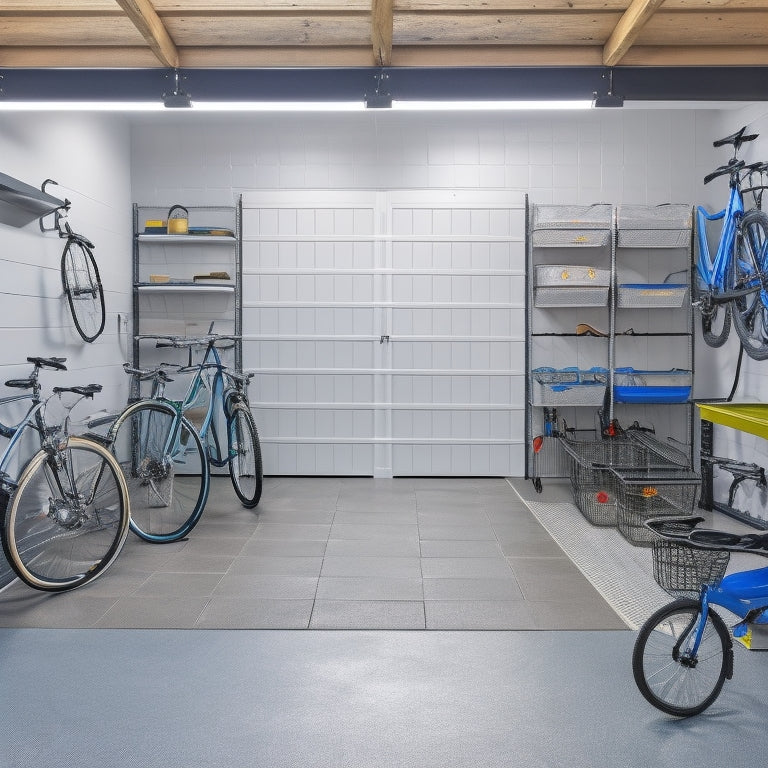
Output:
[{"xmin": 379, "ymin": 335, "xmax": 390, "ymax": 344}]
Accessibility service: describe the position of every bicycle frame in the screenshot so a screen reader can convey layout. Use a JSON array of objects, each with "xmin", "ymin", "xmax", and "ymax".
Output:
[
  {"xmin": 0, "ymin": 393, "xmax": 46, "ymax": 487},
  {"xmin": 696, "ymin": 182, "xmax": 744, "ymax": 298}
]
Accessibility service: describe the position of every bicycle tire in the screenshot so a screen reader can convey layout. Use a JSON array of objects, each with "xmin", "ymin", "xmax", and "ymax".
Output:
[
  {"xmin": 227, "ymin": 403, "xmax": 262, "ymax": 508},
  {"xmin": 1, "ymin": 436, "xmax": 130, "ymax": 591},
  {"xmin": 632, "ymin": 599, "xmax": 732, "ymax": 717},
  {"xmin": 731, "ymin": 209, "xmax": 768, "ymax": 360},
  {"xmin": 694, "ymin": 286, "xmax": 731, "ymax": 348},
  {"xmin": 108, "ymin": 400, "xmax": 210, "ymax": 543},
  {"xmin": 61, "ymin": 235, "xmax": 106, "ymax": 343}
]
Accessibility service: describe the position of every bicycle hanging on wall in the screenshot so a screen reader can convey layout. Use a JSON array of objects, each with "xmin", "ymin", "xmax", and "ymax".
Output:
[
  {"xmin": 694, "ymin": 127, "xmax": 768, "ymax": 360},
  {"xmin": 40, "ymin": 180, "xmax": 106, "ymax": 344}
]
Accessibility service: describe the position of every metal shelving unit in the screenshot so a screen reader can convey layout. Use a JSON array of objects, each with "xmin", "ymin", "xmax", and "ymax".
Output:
[
  {"xmin": 525, "ymin": 201, "xmax": 694, "ymax": 486},
  {"xmin": 131, "ymin": 198, "xmax": 243, "ymax": 375}
]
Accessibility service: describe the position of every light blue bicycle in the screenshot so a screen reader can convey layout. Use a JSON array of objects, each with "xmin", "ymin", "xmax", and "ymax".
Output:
[
  {"xmin": 634, "ymin": 515, "xmax": 768, "ymax": 716},
  {"xmin": 105, "ymin": 329, "xmax": 262, "ymax": 543},
  {"xmin": 695, "ymin": 126, "xmax": 768, "ymax": 359}
]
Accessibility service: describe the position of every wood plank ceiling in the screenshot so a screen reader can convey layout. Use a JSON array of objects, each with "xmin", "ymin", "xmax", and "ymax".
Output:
[{"xmin": 1, "ymin": 1, "xmax": 768, "ymax": 70}]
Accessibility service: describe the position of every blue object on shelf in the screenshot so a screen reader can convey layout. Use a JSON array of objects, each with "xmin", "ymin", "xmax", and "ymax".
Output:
[
  {"xmin": 613, "ymin": 386, "xmax": 691, "ymax": 403},
  {"xmin": 613, "ymin": 367, "xmax": 691, "ymax": 403}
]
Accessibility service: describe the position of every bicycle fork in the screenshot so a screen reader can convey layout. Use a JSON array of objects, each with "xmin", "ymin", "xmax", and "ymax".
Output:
[{"xmin": 674, "ymin": 599, "xmax": 734, "ymax": 680}]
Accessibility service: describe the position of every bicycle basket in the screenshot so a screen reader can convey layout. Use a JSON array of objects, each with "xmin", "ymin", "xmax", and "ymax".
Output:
[{"xmin": 651, "ymin": 537, "xmax": 730, "ymax": 598}]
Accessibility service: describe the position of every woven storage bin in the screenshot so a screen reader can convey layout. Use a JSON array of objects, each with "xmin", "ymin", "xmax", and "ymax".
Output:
[
  {"xmin": 534, "ymin": 265, "xmax": 610, "ymax": 307},
  {"xmin": 532, "ymin": 204, "xmax": 612, "ymax": 248},
  {"xmin": 611, "ymin": 467, "xmax": 701, "ymax": 546},
  {"xmin": 616, "ymin": 283, "xmax": 688, "ymax": 309},
  {"xmin": 617, "ymin": 204, "xmax": 692, "ymax": 248}
]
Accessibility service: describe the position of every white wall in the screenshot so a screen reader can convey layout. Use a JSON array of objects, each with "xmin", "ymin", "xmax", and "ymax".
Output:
[{"xmin": 0, "ymin": 112, "xmax": 133, "ymax": 419}]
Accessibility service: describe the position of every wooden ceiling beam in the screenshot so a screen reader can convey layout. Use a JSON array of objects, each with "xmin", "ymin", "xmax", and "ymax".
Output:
[
  {"xmin": 372, "ymin": 0, "xmax": 393, "ymax": 66},
  {"xmin": 603, "ymin": 0, "xmax": 665, "ymax": 66},
  {"xmin": 115, "ymin": 0, "xmax": 180, "ymax": 68}
]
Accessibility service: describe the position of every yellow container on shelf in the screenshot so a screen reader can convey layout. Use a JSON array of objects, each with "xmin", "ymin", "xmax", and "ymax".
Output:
[{"xmin": 167, "ymin": 204, "xmax": 189, "ymax": 234}]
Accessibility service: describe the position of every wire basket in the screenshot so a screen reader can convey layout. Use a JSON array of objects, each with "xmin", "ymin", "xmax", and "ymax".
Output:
[
  {"xmin": 531, "ymin": 367, "xmax": 608, "ymax": 407},
  {"xmin": 559, "ymin": 436, "xmax": 650, "ymax": 526},
  {"xmin": 626, "ymin": 430, "xmax": 691, "ymax": 468},
  {"xmin": 652, "ymin": 538, "xmax": 730, "ymax": 598},
  {"xmin": 617, "ymin": 204, "xmax": 692, "ymax": 248},
  {"xmin": 611, "ymin": 467, "xmax": 701, "ymax": 546},
  {"xmin": 616, "ymin": 283, "xmax": 689, "ymax": 308},
  {"xmin": 534, "ymin": 265, "xmax": 610, "ymax": 307},
  {"xmin": 532, "ymin": 204, "xmax": 612, "ymax": 248}
]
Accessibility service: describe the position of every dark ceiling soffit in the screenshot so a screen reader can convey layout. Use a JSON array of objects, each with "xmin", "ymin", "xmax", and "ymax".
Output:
[{"xmin": 1, "ymin": 67, "xmax": 767, "ymax": 102}]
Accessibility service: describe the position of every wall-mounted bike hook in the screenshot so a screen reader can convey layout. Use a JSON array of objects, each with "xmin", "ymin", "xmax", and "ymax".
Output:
[{"xmin": 39, "ymin": 179, "xmax": 71, "ymax": 234}]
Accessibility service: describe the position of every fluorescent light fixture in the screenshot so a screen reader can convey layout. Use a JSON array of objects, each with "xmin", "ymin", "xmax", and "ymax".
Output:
[
  {"xmin": 392, "ymin": 99, "xmax": 593, "ymax": 111},
  {"xmin": 0, "ymin": 101, "xmax": 167, "ymax": 111}
]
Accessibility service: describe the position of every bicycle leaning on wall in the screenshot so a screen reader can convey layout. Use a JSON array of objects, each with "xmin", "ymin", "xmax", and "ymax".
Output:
[
  {"xmin": 694, "ymin": 126, "xmax": 768, "ymax": 360},
  {"xmin": 0, "ymin": 357, "xmax": 130, "ymax": 591},
  {"xmin": 105, "ymin": 329, "xmax": 262, "ymax": 544}
]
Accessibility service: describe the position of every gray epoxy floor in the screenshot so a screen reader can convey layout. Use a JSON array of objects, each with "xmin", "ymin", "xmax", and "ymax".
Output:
[{"xmin": 0, "ymin": 476, "xmax": 625, "ymax": 630}]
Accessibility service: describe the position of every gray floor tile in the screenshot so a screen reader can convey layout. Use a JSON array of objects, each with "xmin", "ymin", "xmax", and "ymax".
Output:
[
  {"xmin": 195, "ymin": 598, "xmax": 314, "ymax": 629},
  {"xmin": 316, "ymin": 577, "xmax": 424, "ymax": 601},
  {"xmin": 528, "ymin": 600, "xmax": 628, "ymax": 630},
  {"xmin": 240, "ymin": 539, "xmax": 328, "ymax": 557},
  {"xmin": 425, "ymin": 600, "xmax": 537, "ymax": 630},
  {"xmin": 423, "ymin": 577, "xmax": 523, "ymax": 601},
  {"xmin": 325, "ymin": 538, "xmax": 421, "ymax": 558},
  {"xmin": 153, "ymin": 554, "xmax": 234, "ymax": 574},
  {"xmin": 310, "ymin": 600, "xmax": 425, "ymax": 629},
  {"xmin": 0, "ymin": 589, "xmax": 117, "ymax": 628},
  {"xmin": 330, "ymin": 523, "xmax": 419, "ymax": 542},
  {"xmin": 228, "ymin": 555, "xmax": 324, "ymax": 577},
  {"xmin": 174, "ymin": 536, "xmax": 248, "ymax": 557},
  {"xmin": 93, "ymin": 596, "xmax": 210, "ymax": 628},
  {"xmin": 417, "ymin": 509, "xmax": 491, "ymax": 525},
  {"xmin": 321, "ymin": 556, "xmax": 422, "ymax": 578},
  {"xmin": 498, "ymin": 538, "xmax": 565, "ymax": 558},
  {"xmin": 213, "ymin": 574, "xmax": 319, "ymax": 599},
  {"xmin": 418, "ymin": 524, "xmax": 496, "ymax": 541},
  {"xmin": 133, "ymin": 572, "xmax": 223, "ymax": 598},
  {"xmin": 420, "ymin": 540, "xmax": 503, "ymax": 558},
  {"xmin": 509, "ymin": 557, "xmax": 605, "ymax": 602},
  {"xmin": 187, "ymin": 521, "xmax": 260, "ymax": 539},
  {"xmin": 333, "ymin": 508, "xmax": 418, "ymax": 524},
  {"xmin": 420, "ymin": 557, "xmax": 515, "ymax": 579},
  {"xmin": 255, "ymin": 522, "xmax": 331, "ymax": 540},
  {"xmin": 254, "ymin": 509, "xmax": 336, "ymax": 525}
]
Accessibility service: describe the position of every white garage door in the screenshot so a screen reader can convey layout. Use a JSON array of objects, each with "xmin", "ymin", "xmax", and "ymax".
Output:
[{"xmin": 242, "ymin": 190, "xmax": 525, "ymax": 477}]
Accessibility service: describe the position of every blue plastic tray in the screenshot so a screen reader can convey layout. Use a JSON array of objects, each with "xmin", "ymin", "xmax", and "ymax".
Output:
[{"xmin": 614, "ymin": 385, "xmax": 691, "ymax": 404}]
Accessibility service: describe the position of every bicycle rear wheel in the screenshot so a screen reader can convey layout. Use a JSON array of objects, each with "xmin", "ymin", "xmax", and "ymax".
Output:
[
  {"xmin": 61, "ymin": 235, "xmax": 106, "ymax": 343},
  {"xmin": 227, "ymin": 403, "xmax": 262, "ymax": 508},
  {"xmin": 731, "ymin": 209, "xmax": 768, "ymax": 360},
  {"xmin": 1, "ymin": 437, "xmax": 130, "ymax": 591},
  {"xmin": 632, "ymin": 599, "xmax": 732, "ymax": 717},
  {"xmin": 109, "ymin": 400, "xmax": 210, "ymax": 542}
]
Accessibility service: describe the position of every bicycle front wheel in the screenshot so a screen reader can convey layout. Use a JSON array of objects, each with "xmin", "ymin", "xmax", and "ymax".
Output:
[
  {"xmin": 1, "ymin": 437, "xmax": 130, "ymax": 591},
  {"xmin": 227, "ymin": 404, "xmax": 262, "ymax": 508},
  {"xmin": 731, "ymin": 209, "xmax": 768, "ymax": 360},
  {"xmin": 61, "ymin": 236, "xmax": 106, "ymax": 343},
  {"xmin": 109, "ymin": 401, "xmax": 210, "ymax": 542},
  {"xmin": 632, "ymin": 599, "xmax": 732, "ymax": 717}
]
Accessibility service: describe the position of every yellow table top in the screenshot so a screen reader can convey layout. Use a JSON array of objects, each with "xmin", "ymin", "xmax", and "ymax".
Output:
[{"xmin": 697, "ymin": 402, "xmax": 768, "ymax": 441}]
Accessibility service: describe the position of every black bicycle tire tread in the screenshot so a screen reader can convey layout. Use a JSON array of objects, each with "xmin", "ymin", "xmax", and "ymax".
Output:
[
  {"xmin": 61, "ymin": 237, "xmax": 106, "ymax": 343},
  {"xmin": 632, "ymin": 599, "xmax": 731, "ymax": 717},
  {"xmin": 227, "ymin": 404, "xmax": 262, "ymax": 508}
]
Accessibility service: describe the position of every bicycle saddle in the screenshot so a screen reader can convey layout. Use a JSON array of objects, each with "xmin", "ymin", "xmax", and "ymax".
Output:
[
  {"xmin": 713, "ymin": 126, "xmax": 759, "ymax": 151},
  {"xmin": 27, "ymin": 356, "xmax": 67, "ymax": 371},
  {"xmin": 647, "ymin": 516, "xmax": 768, "ymax": 555},
  {"xmin": 5, "ymin": 378, "xmax": 35, "ymax": 389}
]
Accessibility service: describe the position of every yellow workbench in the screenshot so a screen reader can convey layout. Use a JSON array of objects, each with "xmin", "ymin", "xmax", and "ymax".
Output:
[{"xmin": 697, "ymin": 402, "xmax": 768, "ymax": 442}]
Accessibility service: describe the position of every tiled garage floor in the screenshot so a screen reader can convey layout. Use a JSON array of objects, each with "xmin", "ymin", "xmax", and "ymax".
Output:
[{"xmin": 0, "ymin": 476, "xmax": 626, "ymax": 630}]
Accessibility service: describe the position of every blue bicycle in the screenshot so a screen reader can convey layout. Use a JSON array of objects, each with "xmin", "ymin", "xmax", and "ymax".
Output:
[
  {"xmin": 695, "ymin": 126, "xmax": 768, "ymax": 360},
  {"xmin": 633, "ymin": 515, "xmax": 768, "ymax": 716},
  {"xmin": 105, "ymin": 330, "xmax": 262, "ymax": 543}
]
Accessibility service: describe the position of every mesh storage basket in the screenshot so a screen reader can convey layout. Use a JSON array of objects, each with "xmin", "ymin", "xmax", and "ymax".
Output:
[
  {"xmin": 611, "ymin": 467, "xmax": 701, "ymax": 546},
  {"xmin": 616, "ymin": 283, "xmax": 689, "ymax": 308},
  {"xmin": 613, "ymin": 368, "xmax": 692, "ymax": 404},
  {"xmin": 532, "ymin": 204, "xmax": 612, "ymax": 248},
  {"xmin": 652, "ymin": 537, "xmax": 730, "ymax": 598},
  {"xmin": 534, "ymin": 265, "xmax": 611, "ymax": 307},
  {"xmin": 531, "ymin": 367, "xmax": 608, "ymax": 407},
  {"xmin": 559, "ymin": 436, "xmax": 650, "ymax": 526},
  {"xmin": 617, "ymin": 204, "xmax": 692, "ymax": 248}
]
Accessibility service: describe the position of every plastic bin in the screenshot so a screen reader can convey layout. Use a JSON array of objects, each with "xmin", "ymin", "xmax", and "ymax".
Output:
[
  {"xmin": 534, "ymin": 265, "xmax": 611, "ymax": 307},
  {"xmin": 610, "ymin": 466, "xmax": 701, "ymax": 546},
  {"xmin": 531, "ymin": 367, "xmax": 608, "ymax": 407},
  {"xmin": 532, "ymin": 204, "xmax": 612, "ymax": 248},
  {"xmin": 617, "ymin": 204, "xmax": 692, "ymax": 248},
  {"xmin": 613, "ymin": 368, "xmax": 692, "ymax": 403},
  {"xmin": 616, "ymin": 283, "xmax": 689, "ymax": 309}
]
